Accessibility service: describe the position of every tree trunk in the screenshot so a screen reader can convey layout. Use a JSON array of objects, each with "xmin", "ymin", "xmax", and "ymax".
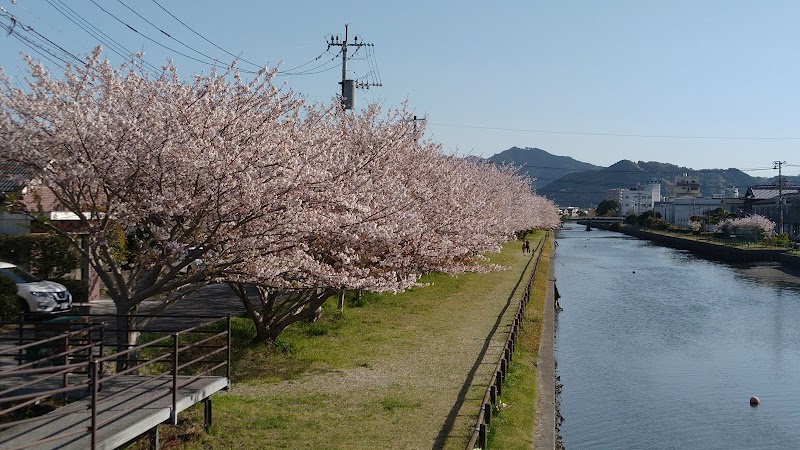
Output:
[
  {"xmin": 264, "ymin": 289, "xmax": 332, "ymax": 342},
  {"xmin": 114, "ymin": 306, "xmax": 141, "ymax": 373},
  {"xmin": 338, "ymin": 290, "xmax": 346, "ymax": 311},
  {"xmin": 229, "ymin": 283, "xmax": 269, "ymax": 342}
]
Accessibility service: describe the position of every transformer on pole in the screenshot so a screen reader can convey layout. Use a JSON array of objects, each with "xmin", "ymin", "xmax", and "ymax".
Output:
[{"xmin": 327, "ymin": 24, "xmax": 381, "ymax": 109}]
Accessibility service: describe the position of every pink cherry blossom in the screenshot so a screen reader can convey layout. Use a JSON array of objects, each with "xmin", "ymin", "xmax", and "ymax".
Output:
[{"xmin": 0, "ymin": 49, "xmax": 559, "ymax": 343}]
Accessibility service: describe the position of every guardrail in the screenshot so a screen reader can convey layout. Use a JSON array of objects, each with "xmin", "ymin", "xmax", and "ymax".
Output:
[
  {"xmin": 0, "ymin": 315, "xmax": 231, "ymax": 449},
  {"xmin": 466, "ymin": 235, "xmax": 546, "ymax": 450},
  {"xmin": 0, "ymin": 320, "xmax": 105, "ymax": 418}
]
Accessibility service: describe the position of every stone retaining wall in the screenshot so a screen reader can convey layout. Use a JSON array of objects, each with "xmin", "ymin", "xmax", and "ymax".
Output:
[{"xmin": 589, "ymin": 223, "xmax": 794, "ymax": 265}]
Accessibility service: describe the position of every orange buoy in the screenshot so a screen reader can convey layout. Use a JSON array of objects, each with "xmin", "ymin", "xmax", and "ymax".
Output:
[{"xmin": 750, "ymin": 396, "xmax": 760, "ymax": 407}]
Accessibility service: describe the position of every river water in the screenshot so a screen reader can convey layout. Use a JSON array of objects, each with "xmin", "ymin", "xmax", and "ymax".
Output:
[{"xmin": 555, "ymin": 223, "xmax": 800, "ymax": 449}]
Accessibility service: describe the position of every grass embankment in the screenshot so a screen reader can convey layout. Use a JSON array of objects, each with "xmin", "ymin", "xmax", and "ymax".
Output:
[
  {"xmin": 487, "ymin": 233, "xmax": 551, "ymax": 449},
  {"xmin": 135, "ymin": 231, "xmax": 548, "ymax": 450}
]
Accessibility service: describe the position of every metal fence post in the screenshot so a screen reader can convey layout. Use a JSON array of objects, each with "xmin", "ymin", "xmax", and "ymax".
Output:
[
  {"xmin": 98, "ymin": 324, "xmax": 105, "ymax": 392},
  {"xmin": 90, "ymin": 360, "xmax": 98, "ymax": 450},
  {"xmin": 226, "ymin": 315, "xmax": 232, "ymax": 386},
  {"xmin": 171, "ymin": 333, "xmax": 179, "ymax": 425},
  {"xmin": 62, "ymin": 333, "xmax": 70, "ymax": 405}
]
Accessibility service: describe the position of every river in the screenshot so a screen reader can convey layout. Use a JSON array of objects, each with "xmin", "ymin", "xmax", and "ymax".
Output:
[{"xmin": 555, "ymin": 223, "xmax": 800, "ymax": 449}]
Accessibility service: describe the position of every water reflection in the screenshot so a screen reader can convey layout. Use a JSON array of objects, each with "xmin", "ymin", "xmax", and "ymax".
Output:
[{"xmin": 556, "ymin": 223, "xmax": 800, "ymax": 449}]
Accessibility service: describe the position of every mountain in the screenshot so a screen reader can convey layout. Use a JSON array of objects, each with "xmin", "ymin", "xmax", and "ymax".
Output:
[
  {"xmin": 538, "ymin": 160, "xmax": 767, "ymax": 208},
  {"xmin": 487, "ymin": 147, "xmax": 601, "ymax": 189}
]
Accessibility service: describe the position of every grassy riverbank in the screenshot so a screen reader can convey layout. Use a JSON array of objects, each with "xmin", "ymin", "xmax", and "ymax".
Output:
[
  {"xmin": 135, "ymin": 231, "xmax": 549, "ymax": 449},
  {"xmin": 488, "ymin": 235, "xmax": 551, "ymax": 449}
]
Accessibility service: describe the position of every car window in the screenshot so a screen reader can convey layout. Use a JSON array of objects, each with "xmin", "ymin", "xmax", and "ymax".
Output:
[{"xmin": 0, "ymin": 267, "xmax": 41, "ymax": 283}]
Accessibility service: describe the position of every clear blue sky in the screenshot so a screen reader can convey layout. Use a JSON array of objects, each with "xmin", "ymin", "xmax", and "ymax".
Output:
[{"xmin": 1, "ymin": 0, "xmax": 799, "ymax": 175}]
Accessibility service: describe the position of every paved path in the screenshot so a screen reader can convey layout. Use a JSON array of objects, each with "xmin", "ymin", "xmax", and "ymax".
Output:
[
  {"xmin": 77, "ymin": 284, "xmax": 246, "ymax": 334},
  {"xmin": 84, "ymin": 283, "xmax": 246, "ymax": 317}
]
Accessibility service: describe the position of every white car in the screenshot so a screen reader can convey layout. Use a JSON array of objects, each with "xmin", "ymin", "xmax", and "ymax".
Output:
[{"xmin": 0, "ymin": 262, "xmax": 72, "ymax": 316}]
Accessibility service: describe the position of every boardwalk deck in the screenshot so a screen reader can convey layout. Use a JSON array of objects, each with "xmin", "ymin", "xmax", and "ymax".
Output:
[
  {"xmin": 0, "ymin": 375, "xmax": 228, "ymax": 450},
  {"xmin": 0, "ymin": 316, "xmax": 231, "ymax": 450}
]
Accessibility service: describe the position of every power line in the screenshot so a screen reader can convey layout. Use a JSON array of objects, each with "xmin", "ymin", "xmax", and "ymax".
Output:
[
  {"xmin": 428, "ymin": 122, "xmax": 800, "ymax": 141},
  {"xmin": 149, "ymin": 0, "xmax": 263, "ymax": 70},
  {"xmin": 277, "ymin": 46, "xmax": 336, "ymax": 74},
  {"xmin": 367, "ymin": 45, "xmax": 381, "ymax": 86},
  {"xmin": 115, "ymin": 0, "xmax": 226, "ymax": 67},
  {"xmin": 278, "ymin": 49, "xmax": 342, "ymax": 76},
  {"xmin": 89, "ymin": 0, "xmax": 229, "ymax": 71},
  {"xmin": 22, "ymin": 23, "xmax": 82, "ymax": 63},
  {"xmin": 0, "ymin": 9, "xmax": 78, "ymax": 69},
  {"xmin": 9, "ymin": 1, "xmax": 373, "ymax": 84},
  {"xmin": 1, "ymin": 18, "xmax": 67, "ymax": 72},
  {"xmin": 148, "ymin": 0, "xmax": 336, "ymax": 77},
  {"xmin": 44, "ymin": 0, "xmax": 163, "ymax": 76}
]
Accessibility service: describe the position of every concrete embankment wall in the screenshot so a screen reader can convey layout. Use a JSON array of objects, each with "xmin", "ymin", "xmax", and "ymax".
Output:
[{"xmin": 588, "ymin": 223, "xmax": 797, "ymax": 266}]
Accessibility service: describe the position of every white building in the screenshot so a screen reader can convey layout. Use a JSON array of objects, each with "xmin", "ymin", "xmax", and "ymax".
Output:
[
  {"xmin": 560, "ymin": 206, "xmax": 581, "ymax": 217},
  {"xmin": 619, "ymin": 180, "xmax": 661, "ymax": 216},
  {"xmin": 657, "ymin": 197, "xmax": 723, "ymax": 228}
]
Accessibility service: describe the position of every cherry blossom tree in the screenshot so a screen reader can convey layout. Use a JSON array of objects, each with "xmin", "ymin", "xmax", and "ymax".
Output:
[
  {"xmin": 720, "ymin": 214, "xmax": 776, "ymax": 238},
  {"xmin": 0, "ymin": 48, "xmax": 312, "ymax": 364},
  {"xmin": 225, "ymin": 105, "xmax": 561, "ymax": 342},
  {"xmin": 225, "ymin": 103, "xmax": 440, "ymax": 341}
]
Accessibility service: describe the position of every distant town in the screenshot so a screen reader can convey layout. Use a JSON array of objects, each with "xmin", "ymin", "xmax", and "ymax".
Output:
[
  {"xmin": 489, "ymin": 147, "xmax": 797, "ymax": 238},
  {"xmin": 559, "ymin": 172, "xmax": 797, "ymax": 238}
]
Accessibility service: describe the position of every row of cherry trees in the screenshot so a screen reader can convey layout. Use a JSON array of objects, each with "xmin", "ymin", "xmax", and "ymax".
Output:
[
  {"xmin": 0, "ymin": 49, "xmax": 559, "ymax": 347},
  {"xmin": 718, "ymin": 214, "xmax": 776, "ymax": 238}
]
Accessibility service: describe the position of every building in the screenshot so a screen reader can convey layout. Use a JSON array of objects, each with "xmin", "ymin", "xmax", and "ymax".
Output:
[
  {"xmin": 674, "ymin": 173, "xmax": 701, "ymax": 198},
  {"xmin": 656, "ymin": 197, "xmax": 724, "ymax": 229},
  {"xmin": 744, "ymin": 185, "xmax": 800, "ymax": 236},
  {"xmin": 606, "ymin": 188, "xmax": 624, "ymax": 205},
  {"xmin": 0, "ymin": 162, "xmax": 102, "ymax": 300},
  {"xmin": 0, "ymin": 161, "xmax": 33, "ymax": 235},
  {"xmin": 618, "ymin": 180, "xmax": 661, "ymax": 216},
  {"xmin": 560, "ymin": 206, "xmax": 581, "ymax": 218}
]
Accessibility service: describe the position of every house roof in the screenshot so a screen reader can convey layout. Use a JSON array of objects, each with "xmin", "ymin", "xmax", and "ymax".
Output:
[
  {"xmin": 744, "ymin": 185, "xmax": 798, "ymax": 200},
  {"xmin": 0, "ymin": 161, "xmax": 30, "ymax": 193}
]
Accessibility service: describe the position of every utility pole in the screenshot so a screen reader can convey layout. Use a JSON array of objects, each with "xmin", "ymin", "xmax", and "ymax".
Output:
[
  {"xmin": 774, "ymin": 160, "xmax": 785, "ymax": 234},
  {"xmin": 412, "ymin": 115, "xmax": 425, "ymax": 135},
  {"xmin": 327, "ymin": 24, "xmax": 381, "ymax": 109}
]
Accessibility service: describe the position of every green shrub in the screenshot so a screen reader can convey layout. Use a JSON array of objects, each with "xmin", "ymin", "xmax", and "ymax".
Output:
[
  {"xmin": 764, "ymin": 233, "xmax": 791, "ymax": 248},
  {"xmin": 0, "ymin": 234, "xmax": 81, "ymax": 278},
  {"xmin": 0, "ymin": 275, "xmax": 20, "ymax": 321},
  {"xmin": 57, "ymin": 279, "xmax": 88, "ymax": 303},
  {"xmin": 271, "ymin": 336, "xmax": 295, "ymax": 354},
  {"xmin": 623, "ymin": 214, "xmax": 638, "ymax": 225}
]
